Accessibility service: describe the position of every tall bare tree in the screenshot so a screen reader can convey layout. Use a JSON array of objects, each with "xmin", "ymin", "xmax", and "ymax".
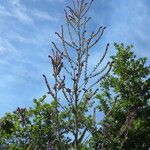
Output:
[{"xmin": 43, "ymin": 0, "xmax": 113, "ymax": 149}]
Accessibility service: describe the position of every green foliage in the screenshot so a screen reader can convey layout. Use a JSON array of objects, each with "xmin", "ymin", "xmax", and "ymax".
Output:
[
  {"xmin": 95, "ymin": 43, "xmax": 150, "ymax": 149},
  {"xmin": 0, "ymin": 95, "xmax": 58, "ymax": 149},
  {"xmin": 0, "ymin": 96, "xmax": 95, "ymax": 150}
]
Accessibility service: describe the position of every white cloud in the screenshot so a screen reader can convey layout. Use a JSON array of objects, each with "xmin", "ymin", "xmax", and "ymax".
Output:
[
  {"xmin": 0, "ymin": 37, "xmax": 17, "ymax": 54},
  {"xmin": 6, "ymin": 32, "xmax": 37, "ymax": 44},
  {"xmin": 0, "ymin": 5, "xmax": 14, "ymax": 17},
  {"xmin": 14, "ymin": 8, "xmax": 33, "ymax": 24},
  {"xmin": 31, "ymin": 9, "xmax": 58, "ymax": 21},
  {"xmin": 0, "ymin": 0, "xmax": 59, "ymax": 25},
  {"xmin": 0, "ymin": 1, "xmax": 34, "ymax": 24},
  {"xmin": 10, "ymin": 0, "xmax": 20, "ymax": 6},
  {"xmin": 48, "ymin": 0, "xmax": 62, "ymax": 1},
  {"xmin": 32, "ymin": 0, "xmax": 64, "ymax": 2}
]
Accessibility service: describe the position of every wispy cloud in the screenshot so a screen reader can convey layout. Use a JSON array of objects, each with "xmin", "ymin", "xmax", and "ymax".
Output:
[
  {"xmin": 14, "ymin": 8, "xmax": 33, "ymax": 24},
  {"xmin": 31, "ymin": 0, "xmax": 64, "ymax": 2},
  {"xmin": 31, "ymin": 9, "xmax": 58, "ymax": 21},
  {"xmin": 0, "ymin": 6, "xmax": 12, "ymax": 17},
  {"xmin": 0, "ymin": 1, "xmax": 33, "ymax": 24},
  {"xmin": 0, "ymin": 0, "xmax": 59, "ymax": 52},
  {"xmin": 0, "ymin": 0, "xmax": 59, "ymax": 26},
  {"xmin": 10, "ymin": 0, "xmax": 20, "ymax": 5},
  {"xmin": 0, "ymin": 37, "xmax": 17, "ymax": 54}
]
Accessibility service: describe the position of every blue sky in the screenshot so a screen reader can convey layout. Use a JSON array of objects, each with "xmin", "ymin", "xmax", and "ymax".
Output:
[{"xmin": 0, "ymin": 0, "xmax": 150, "ymax": 117}]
